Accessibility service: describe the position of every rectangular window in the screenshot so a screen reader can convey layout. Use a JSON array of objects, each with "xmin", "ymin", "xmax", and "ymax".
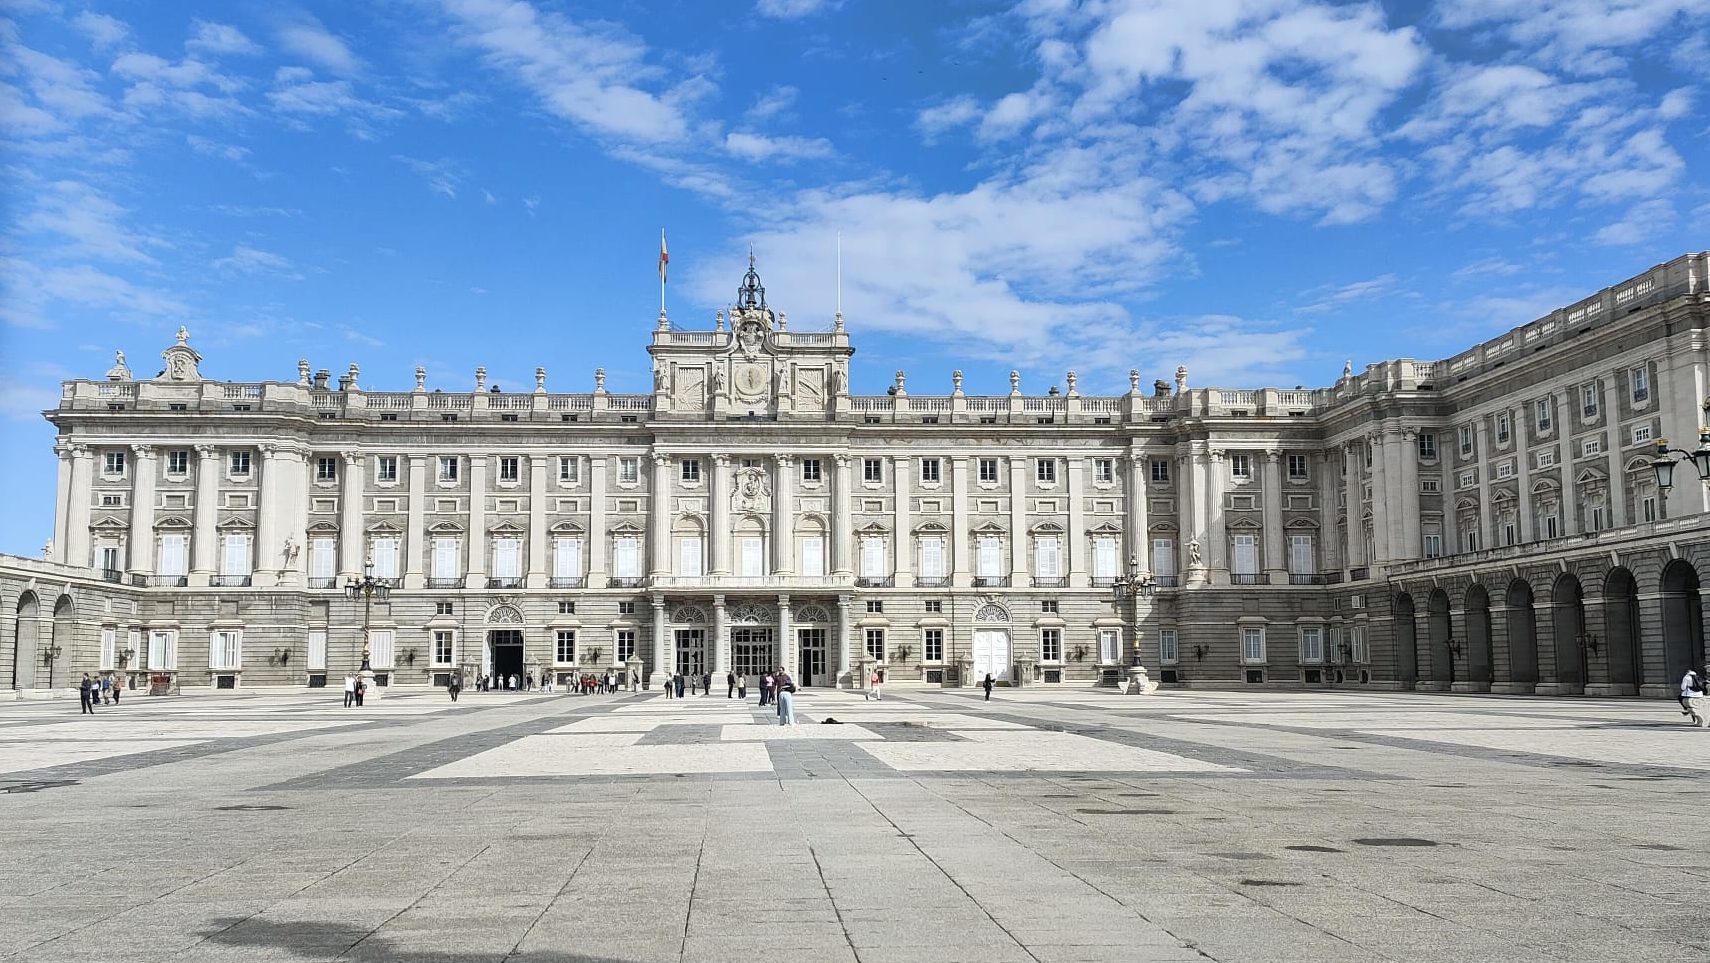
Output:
[
  {"xmin": 1495, "ymin": 460, "xmax": 1515, "ymax": 480},
  {"xmin": 220, "ymin": 533, "xmax": 252, "ymax": 577},
  {"xmin": 1040, "ymin": 600, "xmax": 1058, "ymax": 614},
  {"xmin": 865, "ymin": 629, "xmax": 885, "ymax": 662},
  {"xmin": 1230, "ymin": 454, "xmax": 1252, "ymax": 479},
  {"xmin": 681, "ymin": 459, "xmax": 701, "ymax": 483},
  {"xmin": 369, "ymin": 629, "xmax": 395, "ymax": 669},
  {"xmin": 315, "ymin": 456, "xmax": 337, "ymax": 482},
  {"xmin": 738, "ymin": 536, "xmax": 765, "ymax": 577},
  {"xmin": 618, "ymin": 456, "xmax": 639, "ymax": 484},
  {"xmin": 1582, "ymin": 438, "xmax": 1603, "ymax": 457},
  {"xmin": 492, "ymin": 537, "xmax": 521, "ymax": 579},
  {"xmin": 371, "ymin": 536, "xmax": 400, "ymax": 579},
  {"xmin": 1544, "ymin": 515, "xmax": 1560, "ymax": 539},
  {"xmin": 918, "ymin": 536, "xmax": 946, "ymax": 579},
  {"xmin": 618, "ymin": 601, "xmax": 636, "ymax": 615},
  {"xmin": 1231, "ymin": 534, "xmax": 1258, "ymax": 576},
  {"xmin": 1093, "ymin": 458, "xmax": 1115, "ymax": 484},
  {"xmin": 1034, "ymin": 536, "xmax": 1061, "ymax": 577},
  {"xmin": 923, "ymin": 629, "xmax": 944, "ymax": 663},
  {"xmin": 104, "ymin": 450, "xmax": 126, "ymax": 475},
  {"xmin": 558, "ymin": 456, "xmax": 579, "ymax": 483},
  {"xmin": 1502, "ymin": 521, "xmax": 1517, "ymax": 546},
  {"xmin": 157, "ymin": 533, "xmax": 188, "ymax": 577},
  {"xmin": 1241, "ymin": 626, "xmax": 1266, "ymax": 664},
  {"xmin": 437, "ymin": 601, "xmax": 456, "ymax": 615},
  {"xmin": 1040, "ymin": 628, "xmax": 1062, "ymax": 663},
  {"xmin": 863, "ymin": 458, "xmax": 884, "ymax": 483},
  {"xmin": 800, "ymin": 458, "xmax": 822, "ymax": 483},
  {"xmin": 1298, "ymin": 626, "xmax": 1323, "ymax": 664},
  {"xmin": 977, "ymin": 536, "xmax": 1003, "ymax": 577},
  {"xmin": 614, "ymin": 536, "xmax": 642, "ymax": 578},
  {"xmin": 866, "ymin": 600, "xmax": 884, "ymax": 613},
  {"xmin": 210, "ymin": 630, "xmax": 241, "ymax": 670},
  {"xmin": 678, "ymin": 537, "xmax": 703, "ymax": 577},
  {"xmin": 1150, "ymin": 459, "xmax": 1170, "ymax": 483},
  {"xmin": 167, "ymin": 450, "xmax": 189, "ymax": 475},
  {"xmin": 227, "ymin": 450, "xmax": 250, "ymax": 476},
  {"xmin": 1097, "ymin": 628, "xmax": 1119, "ymax": 664},
  {"xmin": 554, "ymin": 536, "xmax": 581, "ymax": 580},
  {"xmin": 438, "ymin": 456, "xmax": 459, "ymax": 482},
  {"xmin": 1631, "ymin": 424, "xmax": 1654, "ymax": 445},
  {"xmin": 1459, "ymin": 425, "xmax": 1474, "ymax": 456},
  {"xmin": 860, "ymin": 536, "xmax": 886, "ymax": 578},
  {"xmin": 1537, "ymin": 450, "xmax": 1557, "ymax": 468},
  {"xmin": 1581, "ymin": 384, "xmax": 1599, "ymax": 417},
  {"xmin": 1159, "ymin": 628, "xmax": 1179, "ymax": 664},
  {"xmin": 498, "ymin": 456, "xmax": 520, "ymax": 483},
  {"xmin": 616, "ymin": 630, "xmax": 637, "ymax": 662},
  {"xmin": 1421, "ymin": 478, "xmax": 1441, "ymax": 493},
  {"xmin": 101, "ymin": 626, "xmax": 116, "ymax": 671},
  {"xmin": 1642, "ymin": 495, "xmax": 1658, "ymax": 523},
  {"xmin": 978, "ymin": 458, "xmax": 999, "ymax": 483},
  {"xmin": 1092, "ymin": 536, "xmax": 1118, "ymax": 580},
  {"xmin": 1035, "ymin": 459, "xmax": 1056, "ymax": 484},
  {"xmin": 924, "ymin": 599, "xmax": 942, "ymax": 613},
  {"xmin": 1496, "ymin": 413, "xmax": 1511, "ymax": 444},
  {"xmin": 432, "ymin": 537, "xmax": 461, "ymax": 579},
  {"xmin": 919, "ymin": 458, "xmax": 942, "ymax": 484},
  {"xmin": 1631, "ymin": 365, "xmax": 1649, "ymax": 403},
  {"xmin": 1152, "ymin": 538, "xmax": 1175, "ymax": 576},
  {"xmin": 1423, "ymin": 533, "xmax": 1443, "ymax": 559},
  {"xmin": 431, "ymin": 630, "xmax": 454, "ymax": 666},
  {"xmin": 1462, "ymin": 529, "xmax": 1481, "ymax": 553},
  {"xmin": 800, "ymin": 536, "xmax": 825, "ymax": 577},
  {"xmin": 376, "ymin": 456, "xmax": 398, "ymax": 483},
  {"xmin": 1287, "ymin": 454, "xmax": 1309, "ymax": 479},
  {"xmin": 148, "ymin": 629, "xmax": 177, "ymax": 670},
  {"xmin": 97, "ymin": 545, "xmax": 120, "ymax": 574},
  {"xmin": 1288, "ymin": 534, "xmax": 1314, "ymax": 574},
  {"xmin": 1416, "ymin": 434, "xmax": 1437, "ymax": 460},
  {"xmin": 1535, "ymin": 399, "xmax": 1552, "ymax": 431},
  {"xmin": 307, "ymin": 629, "xmax": 327, "ymax": 670}
]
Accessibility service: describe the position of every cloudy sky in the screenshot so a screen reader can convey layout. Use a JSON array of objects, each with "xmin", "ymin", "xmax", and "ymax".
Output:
[{"xmin": 2, "ymin": 0, "xmax": 1707, "ymax": 555}]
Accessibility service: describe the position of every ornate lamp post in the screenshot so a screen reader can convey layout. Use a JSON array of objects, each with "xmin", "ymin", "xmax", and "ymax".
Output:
[
  {"xmin": 344, "ymin": 557, "xmax": 390, "ymax": 692},
  {"xmin": 1109, "ymin": 556, "xmax": 1158, "ymax": 695},
  {"xmin": 1647, "ymin": 417, "xmax": 1710, "ymax": 494}
]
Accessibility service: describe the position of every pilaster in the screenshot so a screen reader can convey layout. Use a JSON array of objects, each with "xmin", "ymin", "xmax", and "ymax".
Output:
[
  {"xmin": 950, "ymin": 456, "xmax": 970, "ymax": 586},
  {"xmin": 252, "ymin": 444, "xmax": 280, "ymax": 587},
  {"xmin": 773, "ymin": 454, "xmax": 795, "ymax": 575},
  {"xmin": 1261, "ymin": 450, "xmax": 1285, "ymax": 579},
  {"xmin": 405, "ymin": 455, "xmax": 427, "ymax": 589},
  {"xmin": 128, "ymin": 445, "xmax": 157, "ymax": 577},
  {"xmin": 831, "ymin": 454, "xmax": 852, "ymax": 576},
  {"xmin": 649, "ymin": 454, "xmax": 671, "ymax": 577},
  {"xmin": 1066, "ymin": 455, "xmax": 1086, "ymax": 588},
  {"xmin": 710, "ymin": 454, "xmax": 731, "ymax": 575},
  {"xmin": 527, "ymin": 454, "xmax": 548, "ymax": 587},
  {"xmin": 189, "ymin": 444, "xmax": 219, "ymax": 585},
  {"xmin": 893, "ymin": 454, "xmax": 912, "ymax": 584},
  {"xmin": 338, "ymin": 450, "xmax": 364, "ymax": 580}
]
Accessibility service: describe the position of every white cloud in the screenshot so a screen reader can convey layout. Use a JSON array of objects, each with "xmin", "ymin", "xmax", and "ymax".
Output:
[
  {"xmin": 1294, "ymin": 274, "xmax": 1400, "ymax": 314},
  {"xmin": 1593, "ymin": 198, "xmax": 1673, "ymax": 246},
  {"xmin": 394, "ymin": 155, "xmax": 464, "ymax": 198},
  {"xmin": 71, "ymin": 12, "xmax": 128, "ymax": 50},
  {"xmin": 17, "ymin": 181, "xmax": 166, "ymax": 264},
  {"xmin": 0, "ymin": 258, "xmax": 192, "ymax": 328},
  {"xmin": 1436, "ymin": 1, "xmax": 1703, "ymax": 71},
  {"xmin": 755, "ymin": 0, "xmax": 836, "ymax": 19},
  {"xmin": 723, "ymin": 131, "xmax": 835, "ymax": 163},
  {"xmin": 915, "ymin": 96, "xmax": 981, "ymax": 140},
  {"xmin": 1450, "ymin": 257, "xmax": 1524, "ymax": 282},
  {"xmin": 0, "ymin": 376, "xmax": 62, "ymax": 421},
  {"xmin": 213, "ymin": 244, "xmax": 302, "ymax": 278},
  {"xmin": 186, "ymin": 134, "xmax": 250, "ymax": 162},
  {"xmin": 187, "ymin": 21, "xmax": 262, "ymax": 57},
  {"xmin": 746, "ymin": 85, "xmax": 798, "ymax": 122},
  {"xmin": 277, "ymin": 17, "xmax": 362, "ymax": 76}
]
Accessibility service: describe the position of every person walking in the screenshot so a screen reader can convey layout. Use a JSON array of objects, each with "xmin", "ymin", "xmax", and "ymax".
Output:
[
  {"xmin": 343, "ymin": 673, "xmax": 356, "ymax": 708},
  {"xmin": 448, "ymin": 674, "xmax": 462, "ymax": 702},
  {"xmin": 776, "ymin": 670, "xmax": 796, "ymax": 725},
  {"xmin": 726, "ymin": 671, "xmax": 737, "ymax": 698},
  {"xmin": 1682, "ymin": 668, "xmax": 1706, "ymax": 726},
  {"xmin": 866, "ymin": 668, "xmax": 883, "ymax": 701},
  {"xmin": 79, "ymin": 674, "xmax": 95, "ymax": 714},
  {"xmin": 353, "ymin": 677, "xmax": 366, "ymax": 707},
  {"xmin": 760, "ymin": 672, "xmax": 774, "ymax": 707},
  {"xmin": 111, "ymin": 672, "xmax": 123, "ymax": 704},
  {"xmin": 982, "ymin": 673, "xmax": 995, "ymax": 701},
  {"xmin": 737, "ymin": 674, "xmax": 748, "ymax": 699},
  {"xmin": 702, "ymin": 671, "xmax": 712, "ymax": 697},
  {"xmin": 775, "ymin": 668, "xmax": 787, "ymax": 719}
]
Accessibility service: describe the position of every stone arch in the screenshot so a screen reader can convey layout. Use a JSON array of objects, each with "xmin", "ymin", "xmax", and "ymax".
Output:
[
  {"xmin": 50, "ymin": 595, "xmax": 75, "ymax": 690},
  {"xmin": 10, "ymin": 591, "xmax": 40, "ymax": 691},
  {"xmin": 974, "ymin": 602, "xmax": 1010, "ymax": 623},
  {"xmin": 1660, "ymin": 559, "xmax": 1704, "ymax": 683},
  {"xmin": 1426, "ymin": 588, "xmax": 1452, "ymax": 688},
  {"xmin": 1464, "ymin": 584, "xmax": 1493, "ymax": 687},
  {"xmin": 484, "ymin": 603, "xmax": 524, "ymax": 625},
  {"xmin": 1505, "ymin": 579, "xmax": 1539, "ymax": 687},
  {"xmin": 1393, "ymin": 592, "xmax": 1418, "ymax": 687},
  {"xmin": 1549, "ymin": 573, "xmax": 1586, "ymax": 691},
  {"xmin": 1602, "ymin": 567, "xmax": 1642, "ymax": 692}
]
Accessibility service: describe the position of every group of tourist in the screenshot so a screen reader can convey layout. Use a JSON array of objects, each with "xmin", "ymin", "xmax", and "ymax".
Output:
[{"xmin": 78, "ymin": 672, "xmax": 122, "ymax": 713}]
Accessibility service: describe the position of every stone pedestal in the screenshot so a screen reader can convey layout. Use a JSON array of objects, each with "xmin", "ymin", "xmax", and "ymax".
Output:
[
  {"xmin": 625, "ymin": 655, "xmax": 644, "ymax": 692},
  {"xmin": 1125, "ymin": 664, "xmax": 1158, "ymax": 695},
  {"xmin": 359, "ymin": 668, "xmax": 384, "ymax": 701},
  {"xmin": 1013, "ymin": 657, "xmax": 1037, "ymax": 688},
  {"xmin": 952, "ymin": 656, "xmax": 972, "ymax": 688},
  {"xmin": 855, "ymin": 657, "xmax": 874, "ymax": 691}
]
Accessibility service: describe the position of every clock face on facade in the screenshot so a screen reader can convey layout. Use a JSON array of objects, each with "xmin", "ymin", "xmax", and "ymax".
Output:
[{"xmin": 735, "ymin": 363, "xmax": 768, "ymax": 397}]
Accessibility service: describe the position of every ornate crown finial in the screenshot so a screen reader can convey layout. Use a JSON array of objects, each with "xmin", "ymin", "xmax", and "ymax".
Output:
[{"xmin": 737, "ymin": 253, "xmax": 767, "ymax": 311}]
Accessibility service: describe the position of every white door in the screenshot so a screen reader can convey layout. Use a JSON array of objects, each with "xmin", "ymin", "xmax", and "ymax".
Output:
[{"xmin": 972, "ymin": 629, "xmax": 1012, "ymax": 682}]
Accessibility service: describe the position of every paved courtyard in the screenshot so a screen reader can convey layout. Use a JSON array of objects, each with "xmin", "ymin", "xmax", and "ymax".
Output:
[{"xmin": 1, "ymin": 686, "xmax": 1706, "ymax": 963}]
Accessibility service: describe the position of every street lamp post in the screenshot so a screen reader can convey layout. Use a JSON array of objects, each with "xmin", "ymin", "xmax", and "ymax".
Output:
[
  {"xmin": 1646, "ymin": 407, "xmax": 1710, "ymax": 495},
  {"xmin": 1109, "ymin": 556, "xmax": 1158, "ymax": 695},
  {"xmin": 344, "ymin": 558, "xmax": 391, "ymax": 697}
]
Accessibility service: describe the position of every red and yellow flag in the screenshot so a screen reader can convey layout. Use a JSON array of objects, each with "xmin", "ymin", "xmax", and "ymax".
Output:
[{"xmin": 658, "ymin": 230, "xmax": 669, "ymax": 284}]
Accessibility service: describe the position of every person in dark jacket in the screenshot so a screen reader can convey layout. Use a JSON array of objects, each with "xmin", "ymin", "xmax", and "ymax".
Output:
[
  {"xmin": 982, "ymin": 673, "xmax": 995, "ymax": 701},
  {"xmin": 79, "ymin": 674, "xmax": 95, "ymax": 714}
]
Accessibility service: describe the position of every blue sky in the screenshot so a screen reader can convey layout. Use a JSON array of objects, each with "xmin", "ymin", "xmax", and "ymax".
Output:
[{"xmin": 2, "ymin": 0, "xmax": 1707, "ymax": 555}]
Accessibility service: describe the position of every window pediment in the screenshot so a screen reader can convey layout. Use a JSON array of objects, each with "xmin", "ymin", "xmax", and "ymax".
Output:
[
  {"xmin": 428, "ymin": 520, "xmax": 465, "ymax": 534},
  {"xmin": 216, "ymin": 515, "xmax": 255, "ymax": 530},
  {"xmin": 548, "ymin": 520, "xmax": 584, "ymax": 534}
]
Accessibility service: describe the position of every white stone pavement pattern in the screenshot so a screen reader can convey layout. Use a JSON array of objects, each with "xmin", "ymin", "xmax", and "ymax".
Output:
[{"xmin": 0, "ymin": 687, "xmax": 1706, "ymax": 963}]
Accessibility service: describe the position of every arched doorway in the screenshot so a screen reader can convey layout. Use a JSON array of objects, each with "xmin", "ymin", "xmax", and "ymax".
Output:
[
  {"xmin": 484, "ymin": 603, "xmax": 526, "ymax": 688},
  {"xmin": 1660, "ymin": 560, "xmax": 1704, "ymax": 684},
  {"xmin": 50, "ymin": 596, "xmax": 74, "ymax": 690},
  {"xmin": 10, "ymin": 592, "xmax": 40, "ymax": 691},
  {"xmin": 1464, "ymin": 584, "xmax": 1493, "ymax": 689},
  {"xmin": 794, "ymin": 603, "xmax": 832, "ymax": 687},
  {"xmin": 1426, "ymin": 589, "xmax": 1452, "ymax": 689},
  {"xmin": 670, "ymin": 604, "xmax": 708, "ymax": 676},
  {"xmin": 729, "ymin": 602, "xmax": 778, "ymax": 682},
  {"xmin": 1504, "ymin": 579, "xmax": 1539, "ymax": 691},
  {"xmin": 972, "ymin": 602, "xmax": 1012, "ymax": 682},
  {"xmin": 1393, "ymin": 593, "xmax": 1418, "ymax": 688},
  {"xmin": 1548, "ymin": 574, "xmax": 1586, "ymax": 693},
  {"xmin": 1602, "ymin": 568, "xmax": 1642, "ymax": 695}
]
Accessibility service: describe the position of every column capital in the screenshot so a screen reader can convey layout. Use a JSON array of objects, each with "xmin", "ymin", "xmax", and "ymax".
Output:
[
  {"xmin": 342, "ymin": 450, "xmax": 364, "ymax": 467},
  {"xmin": 1401, "ymin": 428, "xmax": 1419, "ymax": 442},
  {"xmin": 194, "ymin": 444, "xmax": 218, "ymax": 459},
  {"xmin": 775, "ymin": 453, "xmax": 794, "ymax": 468},
  {"xmin": 711, "ymin": 594, "xmax": 726, "ymax": 608},
  {"xmin": 650, "ymin": 595, "xmax": 666, "ymax": 611},
  {"xmin": 652, "ymin": 453, "xmax": 669, "ymax": 467},
  {"xmin": 713, "ymin": 453, "xmax": 731, "ymax": 467},
  {"xmin": 260, "ymin": 442, "xmax": 279, "ymax": 457},
  {"xmin": 1208, "ymin": 448, "xmax": 1225, "ymax": 463},
  {"xmin": 1264, "ymin": 450, "xmax": 1282, "ymax": 464},
  {"xmin": 130, "ymin": 444, "xmax": 157, "ymax": 458},
  {"xmin": 833, "ymin": 453, "xmax": 850, "ymax": 468},
  {"xmin": 777, "ymin": 594, "xmax": 792, "ymax": 608}
]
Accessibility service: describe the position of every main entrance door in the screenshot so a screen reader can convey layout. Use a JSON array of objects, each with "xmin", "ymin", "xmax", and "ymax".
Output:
[
  {"xmin": 675, "ymin": 629, "xmax": 706, "ymax": 675},
  {"xmin": 797, "ymin": 628, "xmax": 827, "ymax": 687},
  {"xmin": 488, "ymin": 629, "xmax": 524, "ymax": 686},
  {"xmin": 732, "ymin": 627, "xmax": 775, "ymax": 681},
  {"xmin": 972, "ymin": 628, "xmax": 1011, "ymax": 682}
]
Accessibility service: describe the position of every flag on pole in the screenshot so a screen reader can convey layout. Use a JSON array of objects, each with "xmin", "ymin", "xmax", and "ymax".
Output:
[{"xmin": 658, "ymin": 230, "xmax": 669, "ymax": 285}]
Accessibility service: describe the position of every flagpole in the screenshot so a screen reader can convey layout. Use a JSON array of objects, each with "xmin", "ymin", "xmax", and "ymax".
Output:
[
  {"xmin": 660, "ymin": 229, "xmax": 667, "ymax": 316},
  {"xmin": 834, "ymin": 231, "xmax": 844, "ymax": 331}
]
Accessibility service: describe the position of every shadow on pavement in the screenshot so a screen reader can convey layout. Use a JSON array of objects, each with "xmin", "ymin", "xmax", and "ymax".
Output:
[{"xmin": 199, "ymin": 916, "xmax": 646, "ymax": 962}]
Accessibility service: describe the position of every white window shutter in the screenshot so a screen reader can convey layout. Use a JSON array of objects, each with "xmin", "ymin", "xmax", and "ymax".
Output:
[
  {"xmin": 494, "ymin": 538, "xmax": 520, "ymax": 578},
  {"xmin": 977, "ymin": 537, "xmax": 1001, "ymax": 577},
  {"xmin": 554, "ymin": 537, "xmax": 580, "ymax": 578},
  {"xmin": 1036, "ymin": 537, "xmax": 1060, "ymax": 577},
  {"xmin": 739, "ymin": 537, "xmax": 764, "ymax": 577},
  {"xmin": 919, "ymin": 537, "xmax": 944, "ymax": 578},
  {"xmin": 433, "ymin": 538, "xmax": 459, "ymax": 579},
  {"xmin": 310, "ymin": 537, "xmax": 336, "ymax": 579},
  {"xmin": 1152, "ymin": 538, "xmax": 1174, "ymax": 575},
  {"xmin": 679, "ymin": 538, "xmax": 702, "ymax": 576},
  {"xmin": 1233, "ymin": 535, "xmax": 1257, "ymax": 575},
  {"xmin": 1289, "ymin": 535, "xmax": 1314, "ymax": 575},
  {"xmin": 1093, "ymin": 537, "xmax": 1117, "ymax": 578},
  {"xmin": 615, "ymin": 537, "xmax": 639, "ymax": 577},
  {"xmin": 800, "ymin": 537, "xmax": 825, "ymax": 577},
  {"xmin": 373, "ymin": 537, "xmax": 400, "ymax": 578},
  {"xmin": 860, "ymin": 536, "xmax": 885, "ymax": 578}
]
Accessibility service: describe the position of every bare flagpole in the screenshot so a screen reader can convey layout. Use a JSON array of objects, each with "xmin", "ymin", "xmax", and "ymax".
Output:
[
  {"xmin": 658, "ymin": 229, "xmax": 669, "ymax": 327},
  {"xmin": 835, "ymin": 231, "xmax": 843, "ymax": 330}
]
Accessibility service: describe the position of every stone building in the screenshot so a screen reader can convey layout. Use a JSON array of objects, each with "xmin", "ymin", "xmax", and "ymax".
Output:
[{"xmin": 3, "ymin": 253, "xmax": 1707, "ymax": 698}]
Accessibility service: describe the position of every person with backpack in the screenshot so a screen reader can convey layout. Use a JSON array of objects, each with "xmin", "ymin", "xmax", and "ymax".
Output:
[
  {"xmin": 1682, "ymin": 669, "xmax": 1706, "ymax": 727},
  {"xmin": 776, "ymin": 670, "xmax": 796, "ymax": 725},
  {"xmin": 981, "ymin": 673, "xmax": 995, "ymax": 701}
]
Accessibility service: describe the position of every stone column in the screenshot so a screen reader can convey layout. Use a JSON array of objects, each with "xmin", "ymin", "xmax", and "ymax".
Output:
[
  {"xmin": 1512, "ymin": 412, "xmax": 1533, "ymax": 543},
  {"xmin": 1066, "ymin": 455, "xmax": 1086, "ymax": 588},
  {"xmin": 189, "ymin": 444, "xmax": 219, "ymax": 584},
  {"xmin": 1341, "ymin": 444, "xmax": 1363, "ymax": 573},
  {"xmin": 1009, "ymin": 456, "xmax": 1028, "ymax": 584},
  {"xmin": 836, "ymin": 595, "xmax": 852, "ymax": 686},
  {"xmin": 128, "ymin": 445, "xmax": 157, "ymax": 577},
  {"xmin": 1557, "ymin": 388, "xmax": 1579, "ymax": 536},
  {"xmin": 282, "ymin": 445, "xmax": 309, "ymax": 585},
  {"xmin": 710, "ymin": 454, "xmax": 731, "ymax": 575},
  {"xmin": 1206, "ymin": 448, "xmax": 1227, "ymax": 579},
  {"xmin": 1661, "ymin": 340, "xmax": 1710, "ymax": 517},
  {"xmin": 527, "ymin": 454, "xmax": 548, "ymax": 587},
  {"xmin": 1400, "ymin": 430, "xmax": 1422, "ymax": 559},
  {"xmin": 52, "ymin": 442, "xmax": 72, "ymax": 563},
  {"xmin": 62, "ymin": 444, "xmax": 95, "ymax": 570},
  {"xmin": 1125, "ymin": 452, "xmax": 1149, "ymax": 573},
  {"xmin": 339, "ymin": 451, "xmax": 364, "ymax": 579},
  {"xmin": 1475, "ymin": 422, "xmax": 1495, "ymax": 548},
  {"xmin": 779, "ymin": 595, "xmax": 795, "ymax": 676},
  {"xmin": 405, "ymin": 455, "xmax": 427, "ymax": 589},
  {"xmin": 711, "ymin": 594, "xmax": 729, "ymax": 674},
  {"xmin": 1184, "ymin": 447, "xmax": 1207, "ymax": 586},
  {"xmin": 1317, "ymin": 450, "xmax": 1340, "ymax": 573},
  {"xmin": 892, "ymin": 455, "xmax": 912, "ymax": 585},
  {"xmin": 1601, "ymin": 378, "xmax": 1626, "ymax": 527},
  {"xmin": 651, "ymin": 595, "xmax": 668, "ymax": 686},
  {"xmin": 649, "ymin": 454, "xmax": 671, "ymax": 577},
  {"xmin": 773, "ymin": 455, "xmax": 794, "ymax": 575},
  {"xmin": 1369, "ymin": 434, "xmax": 1390, "ymax": 563},
  {"xmin": 951, "ymin": 456, "xmax": 971, "ymax": 586},
  {"xmin": 1261, "ymin": 450, "xmax": 1285, "ymax": 580},
  {"xmin": 253, "ymin": 444, "xmax": 281, "ymax": 587},
  {"xmin": 831, "ymin": 454, "xmax": 852, "ymax": 576}
]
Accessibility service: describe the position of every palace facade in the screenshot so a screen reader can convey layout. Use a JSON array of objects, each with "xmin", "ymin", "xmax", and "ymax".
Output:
[{"xmin": 4, "ymin": 253, "xmax": 1708, "ymax": 698}]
